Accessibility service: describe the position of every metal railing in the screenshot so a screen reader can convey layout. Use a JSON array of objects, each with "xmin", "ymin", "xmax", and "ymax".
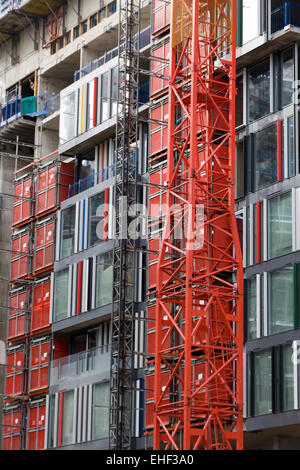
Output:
[
  {"xmin": 73, "ymin": 25, "xmax": 151, "ymax": 82},
  {"xmin": 0, "ymin": 91, "xmax": 60, "ymax": 126},
  {"xmin": 271, "ymin": 1, "xmax": 300, "ymax": 33},
  {"xmin": 50, "ymin": 345, "xmax": 110, "ymax": 386},
  {"xmin": 68, "ymin": 165, "xmax": 115, "ymax": 197},
  {"xmin": 68, "ymin": 152, "xmax": 137, "ymax": 198}
]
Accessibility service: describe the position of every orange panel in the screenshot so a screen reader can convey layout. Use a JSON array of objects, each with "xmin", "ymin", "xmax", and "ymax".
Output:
[
  {"xmin": 38, "ymin": 170, "xmax": 47, "ymax": 192},
  {"xmin": 28, "ymin": 407, "xmax": 37, "ymax": 428},
  {"xmin": 29, "ymin": 369, "xmax": 39, "ymax": 391},
  {"xmin": 27, "ymin": 431, "xmax": 37, "ymax": 450},
  {"xmin": 13, "ymin": 177, "xmax": 32, "ymax": 225},
  {"xmin": 32, "ymin": 281, "xmax": 51, "ymax": 332},
  {"xmin": 39, "ymin": 366, "xmax": 49, "ymax": 389},
  {"xmin": 152, "ymin": 1, "xmax": 170, "ymax": 36}
]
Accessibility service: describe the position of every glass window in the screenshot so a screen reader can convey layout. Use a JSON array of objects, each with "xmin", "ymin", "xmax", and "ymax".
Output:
[
  {"xmin": 288, "ymin": 116, "xmax": 295, "ymax": 178},
  {"xmin": 281, "ymin": 47, "xmax": 294, "ymax": 108},
  {"xmin": 253, "ymin": 350, "xmax": 272, "ymax": 416},
  {"xmin": 60, "ymin": 206, "xmax": 76, "ymax": 259},
  {"xmin": 62, "ymin": 390, "xmax": 74, "ymax": 445},
  {"xmin": 92, "ymin": 382, "xmax": 110, "ymax": 440},
  {"xmin": 60, "ymin": 92, "xmax": 76, "ymax": 145},
  {"xmin": 90, "ymin": 14, "xmax": 98, "ymax": 28},
  {"xmin": 53, "ymin": 269, "xmax": 69, "ymax": 322},
  {"xmin": 108, "ymin": 1, "xmax": 117, "ymax": 15},
  {"xmin": 282, "ymin": 343, "xmax": 294, "ymax": 411},
  {"xmin": 65, "ymin": 31, "xmax": 71, "ymax": 45},
  {"xmin": 246, "ymin": 206, "xmax": 250, "ymax": 266},
  {"xmin": 73, "ymin": 25, "xmax": 80, "ymax": 39},
  {"xmin": 51, "ymin": 41, "xmax": 57, "ymax": 55},
  {"xmin": 254, "ymin": 124, "xmax": 277, "ymax": 191},
  {"xmin": 77, "ymin": 148, "xmax": 95, "ymax": 192},
  {"xmin": 111, "ymin": 67, "xmax": 118, "ymax": 117},
  {"xmin": 95, "ymin": 252, "xmax": 113, "ymax": 307},
  {"xmin": 236, "ymin": 75, "xmax": 244, "ymax": 127},
  {"xmin": 246, "ymin": 277, "xmax": 257, "ymax": 340},
  {"xmin": 248, "ymin": 59, "xmax": 270, "ymax": 122},
  {"xmin": 81, "ymin": 21, "xmax": 88, "ymax": 34},
  {"xmin": 242, "ymin": 0, "xmax": 259, "ymax": 44},
  {"xmin": 268, "ymin": 266, "xmax": 294, "ymax": 335},
  {"xmin": 70, "ymin": 333, "xmax": 86, "ymax": 354},
  {"xmin": 88, "ymin": 192, "xmax": 105, "ymax": 247},
  {"xmin": 100, "ymin": 7, "xmax": 106, "ymax": 20},
  {"xmin": 47, "ymin": 395, "xmax": 55, "ymax": 448},
  {"xmin": 268, "ymin": 192, "xmax": 292, "ymax": 259},
  {"xmin": 87, "ymin": 79, "xmax": 96, "ymax": 131},
  {"xmin": 101, "ymin": 72, "xmax": 110, "ymax": 122}
]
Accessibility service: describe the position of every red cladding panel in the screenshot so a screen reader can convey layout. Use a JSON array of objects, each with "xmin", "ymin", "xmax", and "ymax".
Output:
[
  {"xmin": 53, "ymin": 340, "xmax": 69, "ymax": 360},
  {"xmin": 39, "ymin": 367, "xmax": 49, "ymax": 389},
  {"xmin": 38, "ymin": 171, "xmax": 47, "ymax": 192},
  {"xmin": 3, "ymin": 409, "xmax": 21, "ymax": 450},
  {"xmin": 13, "ymin": 177, "xmax": 32, "ymax": 226},
  {"xmin": 8, "ymin": 291, "xmax": 27, "ymax": 339},
  {"xmin": 150, "ymin": 101, "xmax": 168, "ymax": 156},
  {"xmin": 5, "ymin": 350, "xmax": 24, "ymax": 396},
  {"xmin": 32, "ymin": 281, "xmax": 51, "ymax": 332},
  {"xmin": 146, "ymin": 372, "xmax": 169, "ymax": 429},
  {"xmin": 148, "ymin": 262, "xmax": 158, "ymax": 290},
  {"xmin": 11, "ymin": 232, "xmax": 30, "ymax": 280},
  {"xmin": 148, "ymin": 304, "xmax": 156, "ymax": 322},
  {"xmin": 36, "ymin": 163, "xmax": 74, "ymax": 215},
  {"xmin": 34, "ymin": 221, "xmax": 55, "ymax": 272},
  {"xmin": 29, "ymin": 342, "xmax": 50, "ymax": 392},
  {"xmin": 152, "ymin": 1, "xmax": 170, "ymax": 36},
  {"xmin": 151, "ymin": 41, "xmax": 170, "ymax": 96}
]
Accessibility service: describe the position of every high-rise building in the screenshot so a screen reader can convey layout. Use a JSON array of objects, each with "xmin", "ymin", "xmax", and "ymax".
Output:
[{"xmin": 0, "ymin": 0, "xmax": 300, "ymax": 451}]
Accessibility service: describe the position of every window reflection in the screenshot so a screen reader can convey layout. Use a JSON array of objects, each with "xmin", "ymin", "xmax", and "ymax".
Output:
[
  {"xmin": 89, "ymin": 192, "xmax": 105, "ymax": 247},
  {"xmin": 254, "ymin": 124, "xmax": 277, "ymax": 190},
  {"xmin": 243, "ymin": 0, "xmax": 259, "ymax": 44},
  {"xmin": 53, "ymin": 269, "xmax": 69, "ymax": 322},
  {"xmin": 60, "ymin": 92, "xmax": 76, "ymax": 145},
  {"xmin": 60, "ymin": 206, "xmax": 76, "ymax": 259},
  {"xmin": 268, "ymin": 266, "xmax": 293, "ymax": 334},
  {"xmin": 248, "ymin": 59, "xmax": 270, "ymax": 122}
]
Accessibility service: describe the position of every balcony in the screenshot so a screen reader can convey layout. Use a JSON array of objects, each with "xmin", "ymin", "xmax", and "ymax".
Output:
[
  {"xmin": 73, "ymin": 26, "xmax": 151, "ymax": 82},
  {"xmin": 1, "ymin": 90, "xmax": 60, "ymax": 127},
  {"xmin": 67, "ymin": 152, "xmax": 137, "ymax": 198},
  {"xmin": 271, "ymin": 2, "xmax": 300, "ymax": 34},
  {"xmin": 59, "ymin": 55, "xmax": 150, "ymax": 155},
  {"xmin": 68, "ymin": 165, "xmax": 115, "ymax": 198},
  {"xmin": 50, "ymin": 345, "xmax": 110, "ymax": 387}
]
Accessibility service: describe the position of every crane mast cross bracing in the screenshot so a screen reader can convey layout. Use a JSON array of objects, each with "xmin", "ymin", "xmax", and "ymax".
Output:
[{"xmin": 153, "ymin": 0, "xmax": 243, "ymax": 450}]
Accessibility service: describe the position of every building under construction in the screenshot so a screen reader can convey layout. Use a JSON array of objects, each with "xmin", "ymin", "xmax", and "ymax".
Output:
[{"xmin": 0, "ymin": 0, "xmax": 300, "ymax": 451}]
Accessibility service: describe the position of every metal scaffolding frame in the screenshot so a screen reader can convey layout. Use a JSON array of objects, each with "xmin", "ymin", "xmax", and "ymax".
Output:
[{"xmin": 109, "ymin": 0, "xmax": 140, "ymax": 450}]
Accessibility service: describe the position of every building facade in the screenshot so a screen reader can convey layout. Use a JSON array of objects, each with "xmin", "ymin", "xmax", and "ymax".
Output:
[{"xmin": 1, "ymin": 0, "xmax": 300, "ymax": 450}]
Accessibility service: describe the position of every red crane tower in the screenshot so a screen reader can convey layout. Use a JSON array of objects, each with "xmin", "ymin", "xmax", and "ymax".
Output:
[{"xmin": 153, "ymin": 0, "xmax": 243, "ymax": 450}]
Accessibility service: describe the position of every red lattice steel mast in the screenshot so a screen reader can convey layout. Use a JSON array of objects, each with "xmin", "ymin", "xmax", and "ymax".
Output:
[{"xmin": 153, "ymin": 0, "xmax": 243, "ymax": 450}]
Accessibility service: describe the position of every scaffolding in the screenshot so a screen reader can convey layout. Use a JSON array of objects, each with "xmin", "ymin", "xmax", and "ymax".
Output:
[{"xmin": 109, "ymin": 0, "xmax": 140, "ymax": 451}]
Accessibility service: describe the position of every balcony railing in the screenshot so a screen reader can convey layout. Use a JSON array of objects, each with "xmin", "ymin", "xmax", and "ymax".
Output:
[
  {"xmin": 0, "ymin": 91, "xmax": 60, "ymax": 126},
  {"xmin": 50, "ymin": 345, "xmax": 110, "ymax": 386},
  {"xmin": 271, "ymin": 1, "xmax": 300, "ymax": 33},
  {"xmin": 73, "ymin": 25, "xmax": 151, "ymax": 82},
  {"xmin": 68, "ymin": 152, "xmax": 137, "ymax": 198},
  {"xmin": 68, "ymin": 165, "xmax": 115, "ymax": 197}
]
